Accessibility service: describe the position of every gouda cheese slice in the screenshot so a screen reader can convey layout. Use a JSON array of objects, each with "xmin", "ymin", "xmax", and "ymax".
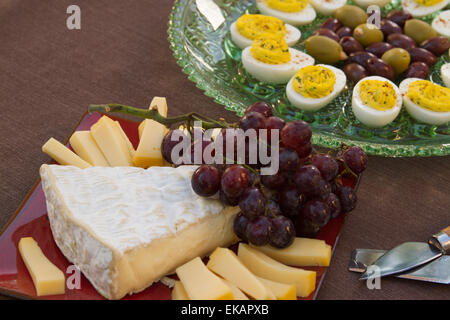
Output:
[
  {"xmin": 42, "ymin": 138, "xmax": 92, "ymax": 169},
  {"xmin": 176, "ymin": 257, "xmax": 233, "ymax": 300},
  {"xmin": 69, "ymin": 131, "xmax": 109, "ymax": 166},
  {"xmin": 18, "ymin": 237, "xmax": 65, "ymax": 296}
]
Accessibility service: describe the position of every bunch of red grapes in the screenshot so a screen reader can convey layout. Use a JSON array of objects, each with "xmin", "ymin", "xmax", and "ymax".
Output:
[{"xmin": 162, "ymin": 102, "xmax": 368, "ymax": 249}]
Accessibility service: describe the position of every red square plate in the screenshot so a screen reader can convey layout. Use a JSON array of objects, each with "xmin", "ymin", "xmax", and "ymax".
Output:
[{"xmin": 0, "ymin": 112, "xmax": 358, "ymax": 300}]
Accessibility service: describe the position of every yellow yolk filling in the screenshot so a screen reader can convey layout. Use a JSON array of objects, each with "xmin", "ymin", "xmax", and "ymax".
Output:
[
  {"xmin": 236, "ymin": 14, "xmax": 287, "ymax": 40},
  {"xmin": 251, "ymin": 33, "xmax": 291, "ymax": 64},
  {"xmin": 359, "ymin": 80, "xmax": 397, "ymax": 111},
  {"xmin": 413, "ymin": 0, "xmax": 443, "ymax": 6},
  {"xmin": 407, "ymin": 80, "xmax": 450, "ymax": 112},
  {"xmin": 293, "ymin": 66, "xmax": 336, "ymax": 99},
  {"xmin": 265, "ymin": 0, "xmax": 309, "ymax": 12}
]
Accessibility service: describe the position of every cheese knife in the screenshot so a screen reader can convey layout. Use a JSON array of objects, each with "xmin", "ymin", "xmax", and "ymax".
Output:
[
  {"xmin": 349, "ymin": 249, "xmax": 450, "ymax": 284},
  {"xmin": 359, "ymin": 226, "xmax": 450, "ymax": 281}
]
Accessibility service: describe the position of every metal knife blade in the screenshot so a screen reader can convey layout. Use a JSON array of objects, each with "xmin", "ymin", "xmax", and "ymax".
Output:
[
  {"xmin": 350, "ymin": 249, "xmax": 450, "ymax": 284},
  {"xmin": 359, "ymin": 242, "xmax": 442, "ymax": 280},
  {"xmin": 359, "ymin": 226, "xmax": 450, "ymax": 281}
]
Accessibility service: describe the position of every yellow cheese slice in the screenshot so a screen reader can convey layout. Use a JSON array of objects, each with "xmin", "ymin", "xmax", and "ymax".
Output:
[
  {"xmin": 176, "ymin": 257, "xmax": 234, "ymax": 300},
  {"xmin": 18, "ymin": 237, "xmax": 65, "ymax": 296},
  {"xmin": 221, "ymin": 279, "xmax": 249, "ymax": 300},
  {"xmin": 251, "ymin": 238, "xmax": 332, "ymax": 267},
  {"xmin": 42, "ymin": 138, "xmax": 92, "ymax": 169},
  {"xmin": 133, "ymin": 97, "xmax": 168, "ymax": 168},
  {"xmin": 69, "ymin": 131, "xmax": 109, "ymax": 166},
  {"xmin": 90, "ymin": 116, "xmax": 133, "ymax": 166},
  {"xmin": 171, "ymin": 281, "xmax": 189, "ymax": 300},
  {"xmin": 256, "ymin": 276, "xmax": 297, "ymax": 300},
  {"xmin": 207, "ymin": 247, "xmax": 275, "ymax": 300},
  {"xmin": 237, "ymin": 243, "xmax": 316, "ymax": 298},
  {"xmin": 114, "ymin": 121, "xmax": 136, "ymax": 159}
]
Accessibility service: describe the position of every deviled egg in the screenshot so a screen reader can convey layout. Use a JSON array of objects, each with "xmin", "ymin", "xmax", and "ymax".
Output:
[
  {"xmin": 352, "ymin": 76, "xmax": 402, "ymax": 128},
  {"xmin": 432, "ymin": 10, "xmax": 450, "ymax": 39},
  {"xmin": 256, "ymin": 0, "xmax": 316, "ymax": 26},
  {"xmin": 286, "ymin": 64, "xmax": 347, "ymax": 111},
  {"xmin": 401, "ymin": 0, "xmax": 449, "ymax": 18},
  {"xmin": 442, "ymin": 63, "xmax": 450, "ymax": 87},
  {"xmin": 242, "ymin": 33, "xmax": 314, "ymax": 84},
  {"xmin": 310, "ymin": 0, "xmax": 346, "ymax": 15},
  {"xmin": 353, "ymin": 0, "xmax": 391, "ymax": 9},
  {"xmin": 399, "ymin": 78, "xmax": 450, "ymax": 125},
  {"xmin": 230, "ymin": 14, "xmax": 301, "ymax": 49}
]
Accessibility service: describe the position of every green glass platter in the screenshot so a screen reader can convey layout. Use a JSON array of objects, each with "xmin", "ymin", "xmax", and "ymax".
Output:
[{"xmin": 168, "ymin": 0, "xmax": 450, "ymax": 157}]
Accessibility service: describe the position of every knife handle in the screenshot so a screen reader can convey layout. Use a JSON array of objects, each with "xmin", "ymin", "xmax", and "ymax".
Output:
[{"xmin": 429, "ymin": 226, "xmax": 450, "ymax": 254}]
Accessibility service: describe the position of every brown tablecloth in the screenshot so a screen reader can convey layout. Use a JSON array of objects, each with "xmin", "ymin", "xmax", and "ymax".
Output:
[{"xmin": 0, "ymin": 0, "xmax": 449, "ymax": 300}]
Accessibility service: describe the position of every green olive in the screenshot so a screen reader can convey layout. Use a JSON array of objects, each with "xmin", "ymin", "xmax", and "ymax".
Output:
[
  {"xmin": 305, "ymin": 35, "xmax": 343, "ymax": 64},
  {"xmin": 381, "ymin": 48, "xmax": 411, "ymax": 74},
  {"xmin": 353, "ymin": 24, "xmax": 384, "ymax": 47},
  {"xmin": 404, "ymin": 19, "xmax": 437, "ymax": 45},
  {"xmin": 334, "ymin": 5, "xmax": 368, "ymax": 29}
]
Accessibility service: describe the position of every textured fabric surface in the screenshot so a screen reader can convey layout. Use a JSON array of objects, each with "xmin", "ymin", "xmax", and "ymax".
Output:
[{"xmin": 0, "ymin": 0, "xmax": 449, "ymax": 300}]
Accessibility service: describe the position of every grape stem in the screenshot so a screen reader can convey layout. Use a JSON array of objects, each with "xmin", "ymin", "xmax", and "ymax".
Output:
[{"xmin": 88, "ymin": 104, "xmax": 236, "ymax": 130}]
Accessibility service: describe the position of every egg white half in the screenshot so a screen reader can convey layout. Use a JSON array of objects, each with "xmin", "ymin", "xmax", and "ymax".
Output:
[
  {"xmin": 354, "ymin": 0, "xmax": 391, "ymax": 8},
  {"xmin": 286, "ymin": 65, "xmax": 347, "ymax": 111},
  {"xmin": 432, "ymin": 10, "xmax": 450, "ymax": 39},
  {"xmin": 442, "ymin": 63, "xmax": 450, "ymax": 87},
  {"xmin": 310, "ymin": 0, "xmax": 346, "ymax": 15},
  {"xmin": 242, "ymin": 47, "xmax": 315, "ymax": 84},
  {"xmin": 256, "ymin": 0, "xmax": 317, "ymax": 26},
  {"xmin": 230, "ymin": 21, "xmax": 301, "ymax": 49},
  {"xmin": 402, "ymin": 0, "xmax": 449, "ymax": 18},
  {"xmin": 352, "ymin": 76, "xmax": 402, "ymax": 128},
  {"xmin": 399, "ymin": 77, "xmax": 450, "ymax": 125}
]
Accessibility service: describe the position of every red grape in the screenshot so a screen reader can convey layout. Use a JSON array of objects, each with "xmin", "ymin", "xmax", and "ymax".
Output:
[
  {"xmin": 219, "ymin": 189, "xmax": 239, "ymax": 206},
  {"xmin": 221, "ymin": 165, "xmax": 249, "ymax": 198},
  {"xmin": 302, "ymin": 199, "xmax": 331, "ymax": 228},
  {"xmin": 295, "ymin": 218, "xmax": 321, "ymax": 238},
  {"xmin": 239, "ymin": 187, "xmax": 267, "ymax": 220},
  {"xmin": 239, "ymin": 112, "xmax": 267, "ymax": 132},
  {"xmin": 279, "ymin": 187, "xmax": 305, "ymax": 217},
  {"xmin": 337, "ymin": 185, "xmax": 357, "ymax": 212},
  {"xmin": 266, "ymin": 116, "xmax": 285, "ymax": 144},
  {"xmin": 245, "ymin": 101, "xmax": 273, "ymax": 118},
  {"xmin": 270, "ymin": 216, "xmax": 295, "ymax": 248},
  {"xmin": 245, "ymin": 215, "xmax": 272, "ymax": 246},
  {"xmin": 281, "ymin": 120, "xmax": 312, "ymax": 150},
  {"xmin": 343, "ymin": 146, "xmax": 367, "ymax": 174},
  {"xmin": 325, "ymin": 193, "xmax": 342, "ymax": 219},
  {"xmin": 161, "ymin": 129, "xmax": 189, "ymax": 164},
  {"xmin": 294, "ymin": 165, "xmax": 323, "ymax": 195},
  {"xmin": 266, "ymin": 200, "xmax": 282, "ymax": 217},
  {"xmin": 312, "ymin": 154, "xmax": 339, "ymax": 181},
  {"xmin": 233, "ymin": 212, "xmax": 249, "ymax": 241},
  {"xmin": 191, "ymin": 165, "xmax": 221, "ymax": 197},
  {"xmin": 279, "ymin": 148, "xmax": 300, "ymax": 172},
  {"xmin": 261, "ymin": 171, "xmax": 286, "ymax": 189},
  {"xmin": 295, "ymin": 142, "xmax": 312, "ymax": 159}
]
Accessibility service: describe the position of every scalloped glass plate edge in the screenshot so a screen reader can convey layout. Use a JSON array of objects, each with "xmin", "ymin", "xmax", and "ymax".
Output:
[{"xmin": 167, "ymin": 0, "xmax": 450, "ymax": 157}]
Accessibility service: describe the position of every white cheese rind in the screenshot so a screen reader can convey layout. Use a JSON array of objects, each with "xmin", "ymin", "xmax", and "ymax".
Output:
[{"xmin": 40, "ymin": 164, "xmax": 239, "ymax": 299}]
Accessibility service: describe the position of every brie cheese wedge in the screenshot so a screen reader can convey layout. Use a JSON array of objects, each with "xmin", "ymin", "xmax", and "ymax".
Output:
[{"xmin": 40, "ymin": 164, "xmax": 239, "ymax": 300}]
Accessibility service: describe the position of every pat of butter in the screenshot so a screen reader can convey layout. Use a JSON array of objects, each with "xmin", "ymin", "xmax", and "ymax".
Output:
[
  {"xmin": 207, "ymin": 247, "xmax": 275, "ymax": 300},
  {"xmin": 69, "ymin": 131, "xmax": 109, "ymax": 166},
  {"xmin": 18, "ymin": 237, "xmax": 65, "ymax": 296},
  {"xmin": 172, "ymin": 281, "xmax": 190, "ymax": 300},
  {"xmin": 90, "ymin": 116, "xmax": 133, "ymax": 166},
  {"xmin": 42, "ymin": 138, "xmax": 92, "ymax": 169},
  {"xmin": 238, "ymin": 243, "xmax": 316, "ymax": 298},
  {"xmin": 251, "ymin": 238, "xmax": 332, "ymax": 267},
  {"xmin": 176, "ymin": 257, "xmax": 234, "ymax": 300},
  {"xmin": 133, "ymin": 97, "xmax": 168, "ymax": 168},
  {"xmin": 256, "ymin": 276, "xmax": 297, "ymax": 300}
]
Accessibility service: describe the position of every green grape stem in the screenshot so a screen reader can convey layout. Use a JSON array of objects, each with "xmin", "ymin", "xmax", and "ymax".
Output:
[{"xmin": 88, "ymin": 104, "xmax": 235, "ymax": 130}]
